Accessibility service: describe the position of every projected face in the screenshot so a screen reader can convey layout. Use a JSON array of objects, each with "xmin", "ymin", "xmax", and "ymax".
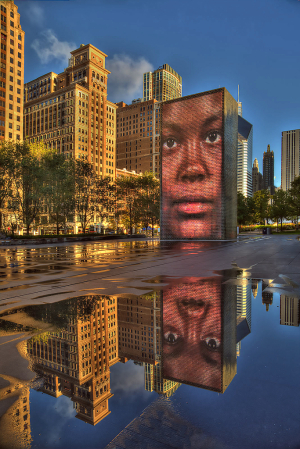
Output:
[
  {"xmin": 162, "ymin": 92, "xmax": 223, "ymax": 239},
  {"xmin": 162, "ymin": 278, "xmax": 222, "ymax": 390}
]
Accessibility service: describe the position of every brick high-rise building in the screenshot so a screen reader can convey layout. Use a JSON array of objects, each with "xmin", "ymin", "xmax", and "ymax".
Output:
[
  {"xmin": 143, "ymin": 64, "xmax": 182, "ymax": 102},
  {"xmin": 116, "ymin": 65, "xmax": 182, "ymax": 176},
  {"xmin": 24, "ymin": 44, "xmax": 116, "ymax": 180},
  {"xmin": 116, "ymin": 99, "xmax": 160, "ymax": 176},
  {"xmin": 0, "ymin": 0, "xmax": 25, "ymax": 142}
]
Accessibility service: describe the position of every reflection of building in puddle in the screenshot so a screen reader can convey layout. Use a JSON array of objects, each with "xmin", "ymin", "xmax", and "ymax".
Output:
[
  {"xmin": 162, "ymin": 277, "xmax": 237, "ymax": 393},
  {"xmin": 236, "ymin": 276, "xmax": 251, "ymax": 351},
  {"xmin": 117, "ymin": 291, "xmax": 161, "ymax": 365},
  {"xmin": 280, "ymin": 295, "xmax": 300, "ymax": 327},
  {"xmin": 144, "ymin": 362, "xmax": 180, "ymax": 397},
  {"xmin": 26, "ymin": 295, "xmax": 118, "ymax": 425},
  {"xmin": 0, "ymin": 386, "xmax": 32, "ymax": 449},
  {"xmin": 262, "ymin": 280, "xmax": 273, "ymax": 311},
  {"xmin": 251, "ymin": 279, "xmax": 259, "ymax": 298},
  {"xmin": 117, "ymin": 291, "xmax": 181, "ymax": 397}
]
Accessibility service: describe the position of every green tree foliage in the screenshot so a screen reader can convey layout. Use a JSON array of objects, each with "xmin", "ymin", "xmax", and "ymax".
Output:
[
  {"xmin": 116, "ymin": 172, "xmax": 160, "ymax": 235},
  {"xmin": 271, "ymin": 189, "xmax": 291, "ymax": 231},
  {"xmin": 0, "ymin": 141, "xmax": 48, "ymax": 234},
  {"xmin": 42, "ymin": 154, "xmax": 75, "ymax": 234},
  {"xmin": 253, "ymin": 190, "xmax": 270, "ymax": 224},
  {"xmin": 74, "ymin": 160, "xmax": 97, "ymax": 233},
  {"xmin": 115, "ymin": 176, "xmax": 139, "ymax": 234},
  {"xmin": 133, "ymin": 172, "xmax": 160, "ymax": 236}
]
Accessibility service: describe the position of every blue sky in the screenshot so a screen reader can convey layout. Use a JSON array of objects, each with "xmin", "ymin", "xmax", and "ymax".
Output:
[{"xmin": 16, "ymin": 0, "xmax": 300, "ymax": 187}]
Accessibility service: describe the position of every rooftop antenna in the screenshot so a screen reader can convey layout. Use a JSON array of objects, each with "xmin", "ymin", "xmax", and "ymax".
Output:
[{"xmin": 238, "ymin": 84, "xmax": 240, "ymax": 102}]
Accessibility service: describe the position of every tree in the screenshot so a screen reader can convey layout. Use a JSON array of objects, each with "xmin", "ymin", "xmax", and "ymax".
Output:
[
  {"xmin": 271, "ymin": 189, "xmax": 291, "ymax": 231},
  {"xmin": 133, "ymin": 172, "xmax": 160, "ymax": 236},
  {"xmin": 253, "ymin": 190, "xmax": 270, "ymax": 224},
  {"xmin": 74, "ymin": 160, "xmax": 97, "ymax": 233},
  {"xmin": 289, "ymin": 176, "xmax": 300, "ymax": 229},
  {"xmin": 42, "ymin": 154, "xmax": 75, "ymax": 235},
  {"xmin": 0, "ymin": 141, "xmax": 50, "ymax": 234},
  {"xmin": 115, "ymin": 176, "xmax": 139, "ymax": 234},
  {"xmin": 94, "ymin": 176, "xmax": 114, "ymax": 231}
]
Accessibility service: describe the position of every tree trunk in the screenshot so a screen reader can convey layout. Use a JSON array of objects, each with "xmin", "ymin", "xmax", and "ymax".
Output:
[
  {"xmin": 129, "ymin": 203, "xmax": 132, "ymax": 235},
  {"xmin": 151, "ymin": 216, "xmax": 154, "ymax": 237},
  {"xmin": 26, "ymin": 223, "xmax": 30, "ymax": 235}
]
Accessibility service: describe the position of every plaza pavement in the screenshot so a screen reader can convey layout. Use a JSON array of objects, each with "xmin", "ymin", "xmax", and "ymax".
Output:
[{"xmin": 0, "ymin": 234, "xmax": 299, "ymax": 316}]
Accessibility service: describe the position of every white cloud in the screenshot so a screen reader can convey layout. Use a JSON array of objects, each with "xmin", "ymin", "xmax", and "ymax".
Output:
[
  {"xmin": 106, "ymin": 54, "xmax": 154, "ymax": 103},
  {"xmin": 31, "ymin": 30, "xmax": 76, "ymax": 65},
  {"xmin": 25, "ymin": 2, "xmax": 45, "ymax": 25}
]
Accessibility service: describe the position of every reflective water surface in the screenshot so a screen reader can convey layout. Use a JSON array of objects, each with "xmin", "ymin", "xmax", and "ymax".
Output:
[{"xmin": 0, "ymin": 240, "xmax": 299, "ymax": 449}]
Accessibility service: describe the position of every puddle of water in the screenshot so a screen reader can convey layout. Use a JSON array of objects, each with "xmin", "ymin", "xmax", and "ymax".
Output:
[{"xmin": 0, "ymin": 267, "xmax": 299, "ymax": 449}]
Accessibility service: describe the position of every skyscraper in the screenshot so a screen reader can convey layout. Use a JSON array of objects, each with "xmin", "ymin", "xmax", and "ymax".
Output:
[
  {"xmin": 143, "ymin": 64, "xmax": 182, "ymax": 102},
  {"xmin": 237, "ymin": 116, "xmax": 253, "ymax": 197},
  {"xmin": 24, "ymin": 44, "xmax": 116, "ymax": 180},
  {"xmin": 281, "ymin": 129, "xmax": 300, "ymax": 191},
  {"xmin": 252, "ymin": 158, "xmax": 263, "ymax": 193},
  {"xmin": 263, "ymin": 144, "xmax": 275, "ymax": 194},
  {"xmin": 0, "ymin": 0, "xmax": 25, "ymax": 142}
]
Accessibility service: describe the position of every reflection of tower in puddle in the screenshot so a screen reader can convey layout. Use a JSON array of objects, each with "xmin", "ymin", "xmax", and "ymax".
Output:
[
  {"xmin": 236, "ymin": 273, "xmax": 252, "ymax": 356},
  {"xmin": 251, "ymin": 279, "xmax": 259, "ymax": 298},
  {"xmin": 144, "ymin": 362, "xmax": 180, "ymax": 397},
  {"xmin": 280, "ymin": 295, "xmax": 300, "ymax": 326},
  {"xmin": 0, "ymin": 386, "xmax": 32, "ymax": 449},
  {"xmin": 27, "ymin": 296, "xmax": 118, "ymax": 425},
  {"xmin": 162, "ymin": 277, "xmax": 237, "ymax": 393},
  {"xmin": 262, "ymin": 281, "xmax": 273, "ymax": 311}
]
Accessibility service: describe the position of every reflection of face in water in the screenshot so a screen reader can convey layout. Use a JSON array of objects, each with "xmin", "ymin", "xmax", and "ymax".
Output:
[
  {"xmin": 162, "ymin": 277, "xmax": 222, "ymax": 390},
  {"xmin": 161, "ymin": 92, "xmax": 223, "ymax": 239}
]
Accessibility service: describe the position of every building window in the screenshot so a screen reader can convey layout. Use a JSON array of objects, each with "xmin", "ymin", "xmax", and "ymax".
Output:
[
  {"xmin": 9, "ymin": 132, "xmax": 12, "ymax": 138},
  {"xmin": 10, "ymin": 57, "xmax": 13, "ymax": 64}
]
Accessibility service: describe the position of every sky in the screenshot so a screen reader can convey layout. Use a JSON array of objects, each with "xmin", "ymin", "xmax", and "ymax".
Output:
[{"xmin": 16, "ymin": 0, "xmax": 300, "ymax": 187}]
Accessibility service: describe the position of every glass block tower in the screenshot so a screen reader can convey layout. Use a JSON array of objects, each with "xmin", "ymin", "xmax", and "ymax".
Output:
[{"xmin": 143, "ymin": 64, "xmax": 182, "ymax": 102}]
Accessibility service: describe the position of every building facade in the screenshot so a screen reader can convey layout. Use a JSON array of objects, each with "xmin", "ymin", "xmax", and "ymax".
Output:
[
  {"xmin": 263, "ymin": 144, "xmax": 275, "ymax": 194},
  {"xmin": 0, "ymin": 0, "xmax": 25, "ymax": 142},
  {"xmin": 252, "ymin": 158, "xmax": 263, "ymax": 193},
  {"xmin": 24, "ymin": 44, "xmax": 116, "ymax": 180},
  {"xmin": 143, "ymin": 64, "xmax": 182, "ymax": 102},
  {"xmin": 237, "ymin": 115, "xmax": 253, "ymax": 197},
  {"xmin": 116, "ymin": 99, "xmax": 160, "ymax": 176},
  {"xmin": 281, "ymin": 129, "xmax": 300, "ymax": 191}
]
